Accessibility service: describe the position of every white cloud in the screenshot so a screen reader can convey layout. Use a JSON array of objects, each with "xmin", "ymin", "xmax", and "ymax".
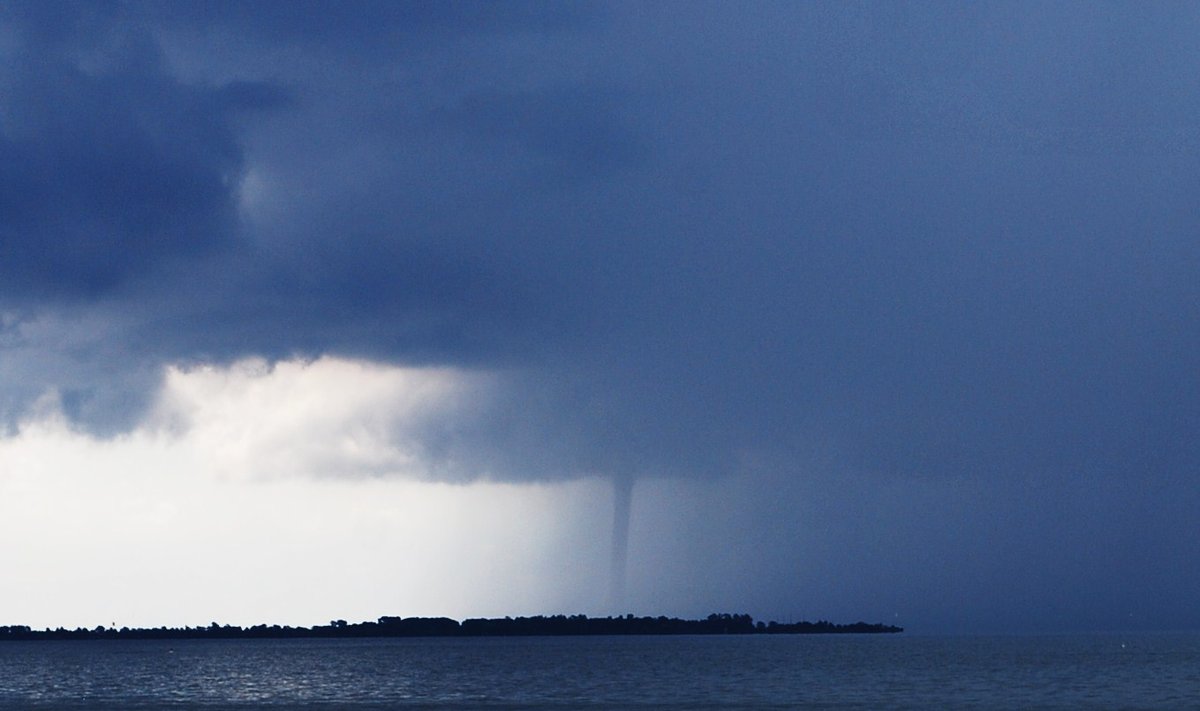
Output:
[
  {"xmin": 148, "ymin": 356, "xmax": 496, "ymax": 481},
  {"xmin": 0, "ymin": 357, "xmax": 613, "ymax": 629}
]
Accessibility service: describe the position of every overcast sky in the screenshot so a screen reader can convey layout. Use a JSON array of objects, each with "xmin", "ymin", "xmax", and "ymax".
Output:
[{"xmin": 1, "ymin": 1, "xmax": 1197, "ymax": 634}]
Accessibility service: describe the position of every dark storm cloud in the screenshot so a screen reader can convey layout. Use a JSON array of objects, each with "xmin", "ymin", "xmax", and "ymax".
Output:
[
  {"xmin": 0, "ymin": 4, "xmax": 291, "ymax": 301},
  {"xmin": 2, "ymin": 1, "xmax": 1199, "ymax": 626},
  {"xmin": 4, "ymin": 0, "xmax": 1198, "ymax": 476},
  {"xmin": 136, "ymin": 0, "xmax": 594, "ymax": 44},
  {"xmin": 435, "ymin": 86, "xmax": 649, "ymax": 181}
]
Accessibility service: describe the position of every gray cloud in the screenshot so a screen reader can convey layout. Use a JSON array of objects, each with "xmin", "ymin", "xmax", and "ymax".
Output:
[
  {"xmin": 434, "ymin": 86, "xmax": 649, "ymax": 182},
  {"xmin": 137, "ymin": 0, "xmax": 595, "ymax": 45},
  {"xmin": 0, "ymin": 5, "xmax": 291, "ymax": 302}
]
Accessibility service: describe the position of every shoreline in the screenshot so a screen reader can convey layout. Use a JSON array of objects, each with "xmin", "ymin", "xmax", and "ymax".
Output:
[{"xmin": 1, "ymin": 613, "xmax": 902, "ymax": 640}]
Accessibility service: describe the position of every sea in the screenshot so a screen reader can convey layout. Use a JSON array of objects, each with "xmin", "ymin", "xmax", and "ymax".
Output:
[{"xmin": 0, "ymin": 633, "xmax": 1197, "ymax": 709}]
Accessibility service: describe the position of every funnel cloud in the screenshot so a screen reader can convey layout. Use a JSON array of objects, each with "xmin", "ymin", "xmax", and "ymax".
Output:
[{"xmin": 608, "ymin": 476, "xmax": 634, "ymax": 609}]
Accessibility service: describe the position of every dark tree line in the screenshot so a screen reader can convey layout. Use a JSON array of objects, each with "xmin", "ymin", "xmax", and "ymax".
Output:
[{"xmin": 0, "ymin": 613, "xmax": 901, "ymax": 641}]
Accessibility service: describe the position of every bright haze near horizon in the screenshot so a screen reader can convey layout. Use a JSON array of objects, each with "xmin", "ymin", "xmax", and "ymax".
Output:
[{"xmin": 1, "ymin": 1, "xmax": 1197, "ymax": 635}]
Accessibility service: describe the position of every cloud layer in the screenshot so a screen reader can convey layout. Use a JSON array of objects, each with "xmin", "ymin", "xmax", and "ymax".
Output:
[{"xmin": 1, "ymin": 2, "xmax": 1198, "ymax": 630}]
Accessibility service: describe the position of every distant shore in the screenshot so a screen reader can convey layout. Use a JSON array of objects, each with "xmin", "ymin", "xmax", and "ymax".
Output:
[{"xmin": 1, "ymin": 613, "xmax": 901, "ymax": 640}]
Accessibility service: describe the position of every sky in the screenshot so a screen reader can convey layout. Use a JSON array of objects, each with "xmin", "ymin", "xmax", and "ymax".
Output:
[{"xmin": 0, "ymin": 1, "xmax": 1197, "ymax": 634}]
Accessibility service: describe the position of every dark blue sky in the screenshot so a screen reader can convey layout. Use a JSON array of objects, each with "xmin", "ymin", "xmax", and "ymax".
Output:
[{"xmin": 1, "ymin": 1, "xmax": 1197, "ymax": 632}]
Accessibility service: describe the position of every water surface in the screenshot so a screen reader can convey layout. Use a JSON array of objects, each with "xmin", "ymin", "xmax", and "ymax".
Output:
[{"xmin": 0, "ymin": 633, "xmax": 1196, "ymax": 709}]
